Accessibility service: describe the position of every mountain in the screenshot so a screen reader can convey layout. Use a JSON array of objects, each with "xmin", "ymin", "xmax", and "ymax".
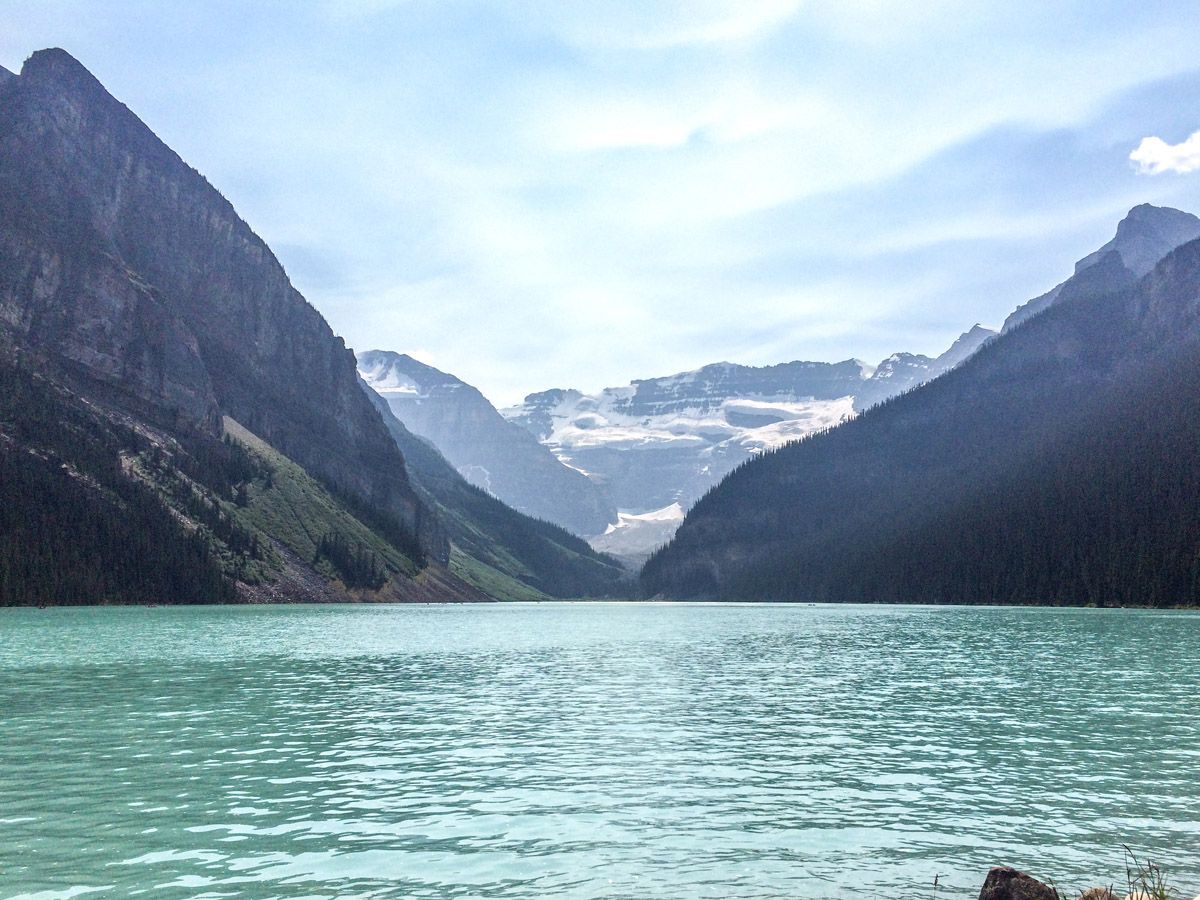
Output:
[
  {"xmin": 503, "ymin": 361, "xmax": 863, "ymax": 519},
  {"xmin": 358, "ymin": 350, "xmax": 617, "ymax": 537},
  {"xmin": 1002, "ymin": 204, "xmax": 1200, "ymax": 332},
  {"xmin": 852, "ymin": 324, "xmax": 996, "ymax": 411},
  {"xmin": 502, "ymin": 327, "xmax": 995, "ymax": 561},
  {"xmin": 642, "ymin": 210, "xmax": 1200, "ymax": 606},
  {"xmin": 361, "ymin": 385, "xmax": 628, "ymax": 598},
  {"xmin": 0, "ymin": 48, "xmax": 622, "ymax": 604}
]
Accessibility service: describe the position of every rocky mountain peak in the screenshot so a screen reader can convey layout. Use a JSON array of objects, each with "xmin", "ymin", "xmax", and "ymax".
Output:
[
  {"xmin": 0, "ymin": 47, "xmax": 447, "ymax": 564},
  {"xmin": 1075, "ymin": 203, "xmax": 1200, "ymax": 277},
  {"xmin": 358, "ymin": 350, "xmax": 465, "ymax": 392},
  {"xmin": 936, "ymin": 324, "xmax": 997, "ymax": 370},
  {"xmin": 359, "ymin": 350, "xmax": 618, "ymax": 537},
  {"xmin": 0, "ymin": 64, "xmax": 15, "ymax": 82},
  {"xmin": 21, "ymin": 47, "xmax": 98, "ymax": 88},
  {"xmin": 1003, "ymin": 205, "xmax": 1200, "ymax": 333}
]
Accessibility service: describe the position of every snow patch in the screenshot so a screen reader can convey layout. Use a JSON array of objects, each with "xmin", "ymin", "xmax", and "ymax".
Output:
[
  {"xmin": 591, "ymin": 502, "xmax": 687, "ymax": 562},
  {"xmin": 358, "ymin": 358, "xmax": 427, "ymax": 398}
]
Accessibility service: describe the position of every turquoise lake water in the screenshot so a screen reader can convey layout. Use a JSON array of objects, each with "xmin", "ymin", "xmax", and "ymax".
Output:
[{"xmin": 1, "ymin": 603, "xmax": 1198, "ymax": 899}]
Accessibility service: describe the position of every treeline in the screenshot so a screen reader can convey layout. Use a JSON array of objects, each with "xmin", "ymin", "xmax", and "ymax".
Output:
[
  {"xmin": 0, "ymin": 365, "xmax": 237, "ymax": 605},
  {"xmin": 314, "ymin": 532, "xmax": 387, "ymax": 590}
]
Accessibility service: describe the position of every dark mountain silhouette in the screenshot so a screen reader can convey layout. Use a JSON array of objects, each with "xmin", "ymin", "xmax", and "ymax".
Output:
[
  {"xmin": 643, "ymin": 210, "xmax": 1200, "ymax": 606},
  {"xmin": 1002, "ymin": 204, "xmax": 1200, "ymax": 332}
]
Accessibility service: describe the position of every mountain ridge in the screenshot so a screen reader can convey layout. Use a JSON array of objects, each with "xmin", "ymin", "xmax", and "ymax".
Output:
[
  {"xmin": 1002, "ymin": 204, "xmax": 1200, "ymax": 333},
  {"xmin": 0, "ymin": 47, "xmax": 439, "ymax": 565},
  {"xmin": 642, "ymin": 214, "xmax": 1200, "ymax": 605},
  {"xmin": 497, "ymin": 324, "xmax": 996, "ymax": 561}
]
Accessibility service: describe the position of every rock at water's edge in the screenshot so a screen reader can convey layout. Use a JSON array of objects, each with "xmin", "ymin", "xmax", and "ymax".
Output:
[{"xmin": 978, "ymin": 866, "xmax": 1058, "ymax": 900}]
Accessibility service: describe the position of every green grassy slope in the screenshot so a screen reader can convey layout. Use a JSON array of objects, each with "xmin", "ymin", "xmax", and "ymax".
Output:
[{"xmin": 222, "ymin": 417, "xmax": 420, "ymax": 587}]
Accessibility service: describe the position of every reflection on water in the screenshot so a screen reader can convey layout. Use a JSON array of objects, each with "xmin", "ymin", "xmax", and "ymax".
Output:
[{"xmin": 1, "ymin": 603, "xmax": 1198, "ymax": 898}]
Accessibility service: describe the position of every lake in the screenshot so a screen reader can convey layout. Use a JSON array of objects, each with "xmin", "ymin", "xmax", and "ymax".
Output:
[{"xmin": 2, "ymin": 603, "xmax": 1198, "ymax": 898}]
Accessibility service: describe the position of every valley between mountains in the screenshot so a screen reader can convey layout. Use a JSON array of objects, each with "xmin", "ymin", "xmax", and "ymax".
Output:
[{"xmin": 3, "ymin": 48, "xmax": 1199, "ymax": 606}]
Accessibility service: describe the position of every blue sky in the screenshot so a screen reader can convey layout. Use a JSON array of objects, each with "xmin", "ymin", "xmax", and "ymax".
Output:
[{"xmin": 4, "ymin": 1, "xmax": 1200, "ymax": 404}]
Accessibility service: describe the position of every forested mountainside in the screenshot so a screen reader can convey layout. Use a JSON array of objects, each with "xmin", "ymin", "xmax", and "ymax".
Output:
[
  {"xmin": 643, "ymin": 229, "xmax": 1200, "ymax": 607},
  {"xmin": 0, "ymin": 48, "xmax": 622, "ymax": 604},
  {"xmin": 0, "ymin": 359, "xmax": 455, "ymax": 604},
  {"xmin": 359, "ymin": 350, "xmax": 617, "ymax": 537},
  {"xmin": 363, "ymin": 388, "xmax": 627, "ymax": 599}
]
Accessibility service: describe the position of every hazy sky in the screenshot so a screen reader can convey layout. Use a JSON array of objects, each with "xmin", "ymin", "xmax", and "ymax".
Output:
[{"xmin": 4, "ymin": 1, "xmax": 1200, "ymax": 404}]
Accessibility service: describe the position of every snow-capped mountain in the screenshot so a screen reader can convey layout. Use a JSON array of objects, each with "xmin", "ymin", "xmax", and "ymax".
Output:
[
  {"xmin": 358, "ymin": 350, "xmax": 618, "ymax": 537},
  {"xmin": 502, "ymin": 326, "xmax": 995, "ymax": 561}
]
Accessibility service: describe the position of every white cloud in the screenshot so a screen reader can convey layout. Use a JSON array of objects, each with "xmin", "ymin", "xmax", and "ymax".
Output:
[{"xmin": 1130, "ymin": 130, "xmax": 1200, "ymax": 174}]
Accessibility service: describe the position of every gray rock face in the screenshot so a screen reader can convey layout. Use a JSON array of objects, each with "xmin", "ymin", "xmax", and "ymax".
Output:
[
  {"xmin": 977, "ymin": 866, "xmax": 1058, "ymax": 900},
  {"xmin": 0, "ymin": 65, "xmax": 15, "ymax": 83},
  {"xmin": 0, "ymin": 49, "xmax": 445, "ymax": 562},
  {"xmin": 1003, "ymin": 204, "xmax": 1200, "ymax": 332},
  {"xmin": 358, "ymin": 350, "xmax": 617, "ymax": 536}
]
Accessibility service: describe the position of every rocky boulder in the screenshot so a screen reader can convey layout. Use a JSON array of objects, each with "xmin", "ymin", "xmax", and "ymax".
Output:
[{"xmin": 978, "ymin": 866, "xmax": 1059, "ymax": 900}]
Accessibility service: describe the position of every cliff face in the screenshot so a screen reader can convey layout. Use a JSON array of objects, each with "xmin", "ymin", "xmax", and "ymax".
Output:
[
  {"xmin": 0, "ymin": 49, "xmax": 445, "ymax": 563},
  {"xmin": 359, "ymin": 350, "xmax": 618, "ymax": 537}
]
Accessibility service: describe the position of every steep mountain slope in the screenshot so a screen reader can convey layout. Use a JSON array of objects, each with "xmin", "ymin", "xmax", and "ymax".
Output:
[
  {"xmin": 0, "ymin": 49, "xmax": 480, "ymax": 603},
  {"xmin": 643, "ymin": 219, "xmax": 1200, "ymax": 606},
  {"xmin": 0, "ymin": 357, "xmax": 468, "ymax": 604},
  {"xmin": 0, "ymin": 49, "xmax": 442, "ymax": 553},
  {"xmin": 358, "ymin": 350, "xmax": 617, "ymax": 536},
  {"xmin": 1002, "ymin": 204, "xmax": 1200, "ymax": 332},
  {"xmin": 362, "ymin": 386, "xmax": 629, "ymax": 598},
  {"xmin": 502, "ymin": 326, "xmax": 994, "ymax": 560},
  {"xmin": 0, "ymin": 363, "xmax": 238, "ymax": 605}
]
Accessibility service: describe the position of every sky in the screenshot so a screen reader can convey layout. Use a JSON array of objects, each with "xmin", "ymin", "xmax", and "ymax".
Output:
[{"xmin": 4, "ymin": 1, "xmax": 1200, "ymax": 405}]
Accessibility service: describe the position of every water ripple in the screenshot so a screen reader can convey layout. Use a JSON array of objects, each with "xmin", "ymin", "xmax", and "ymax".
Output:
[{"xmin": 1, "ymin": 603, "xmax": 1198, "ymax": 898}]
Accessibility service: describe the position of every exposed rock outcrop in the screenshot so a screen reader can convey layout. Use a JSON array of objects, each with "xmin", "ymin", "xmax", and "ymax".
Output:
[
  {"xmin": 1002, "ymin": 204, "xmax": 1200, "ymax": 332},
  {"xmin": 978, "ymin": 866, "xmax": 1058, "ymax": 900}
]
